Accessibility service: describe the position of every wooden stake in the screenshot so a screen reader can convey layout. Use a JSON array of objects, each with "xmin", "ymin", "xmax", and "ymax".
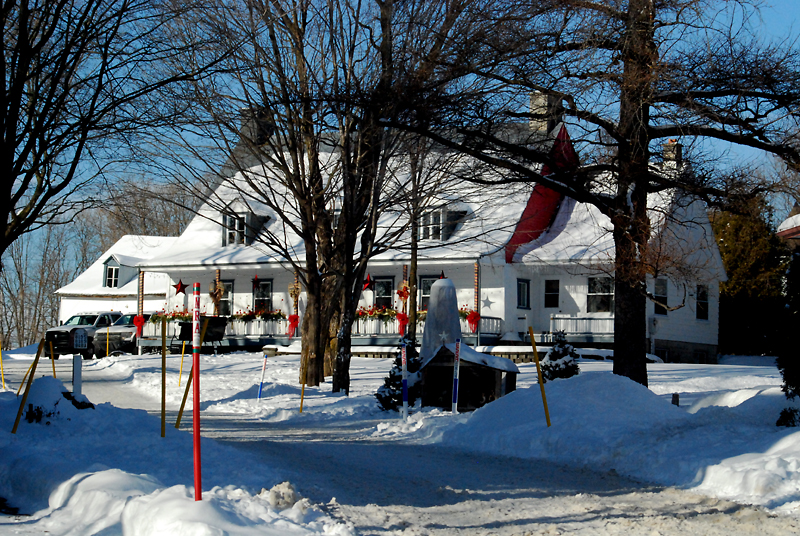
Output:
[
  {"xmin": 49, "ymin": 342, "xmax": 56, "ymax": 379},
  {"xmin": 161, "ymin": 318, "xmax": 167, "ymax": 438},
  {"xmin": 175, "ymin": 318, "xmax": 209, "ymax": 428},
  {"xmin": 17, "ymin": 360, "xmax": 35, "ymax": 397},
  {"xmin": 528, "ymin": 327, "xmax": 551, "ymax": 427},
  {"xmin": 0, "ymin": 339, "xmax": 5, "ymax": 390},
  {"xmin": 178, "ymin": 341, "xmax": 186, "ymax": 386},
  {"xmin": 12, "ymin": 340, "xmax": 44, "ymax": 434}
]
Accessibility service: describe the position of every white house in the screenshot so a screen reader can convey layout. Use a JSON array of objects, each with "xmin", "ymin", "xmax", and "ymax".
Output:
[
  {"xmin": 55, "ymin": 125, "xmax": 725, "ymax": 363},
  {"xmin": 56, "ymin": 235, "xmax": 178, "ymax": 320}
]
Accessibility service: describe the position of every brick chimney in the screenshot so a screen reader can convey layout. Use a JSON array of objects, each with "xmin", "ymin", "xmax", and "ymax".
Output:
[
  {"xmin": 663, "ymin": 139, "xmax": 683, "ymax": 164},
  {"xmin": 529, "ymin": 92, "xmax": 564, "ymax": 135}
]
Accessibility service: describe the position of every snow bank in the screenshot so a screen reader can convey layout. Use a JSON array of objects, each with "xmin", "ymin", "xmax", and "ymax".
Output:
[
  {"xmin": 0, "ymin": 375, "xmax": 352, "ymax": 535},
  {"xmin": 377, "ymin": 366, "xmax": 800, "ymax": 513}
]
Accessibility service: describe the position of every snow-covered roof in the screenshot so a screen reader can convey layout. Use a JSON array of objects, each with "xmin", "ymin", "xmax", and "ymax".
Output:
[
  {"xmin": 423, "ymin": 342, "xmax": 520, "ymax": 373},
  {"xmin": 513, "ymin": 189, "xmax": 720, "ymax": 278},
  {"xmin": 138, "ymin": 149, "xmax": 534, "ymax": 270},
  {"xmin": 513, "ymin": 196, "xmax": 614, "ymax": 265},
  {"xmin": 57, "ymin": 236, "xmax": 177, "ymax": 296},
  {"xmin": 778, "ymin": 213, "xmax": 800, "ymax": 234}
]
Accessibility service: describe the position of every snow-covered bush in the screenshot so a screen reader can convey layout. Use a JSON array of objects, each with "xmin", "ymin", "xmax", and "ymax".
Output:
[
  {"xmin": 540, "ymin": 331, "xmax": 580, "ymax": 383},
  {"xmin": 376, "ymin": 343, "xmax": 422, "ymax": 411}
]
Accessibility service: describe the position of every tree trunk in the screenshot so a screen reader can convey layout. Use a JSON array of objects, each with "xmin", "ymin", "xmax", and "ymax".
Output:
[
  {"xmin": 333, "ymin": 306, "xmax": 354, "ymax": 395},
  {"xmin": 300, "ymin": 278, "xmax": 325, "ymax": 386},
  {"xmin": 610, "ymin": 0, "xmax": 656, "ymax": 387},
  {"xmin": 612, "ymin": 228, "xmax": 649, "ymax": 387}
]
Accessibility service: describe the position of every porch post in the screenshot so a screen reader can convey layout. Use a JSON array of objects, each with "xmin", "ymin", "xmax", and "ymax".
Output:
[
  {"xmin": 137, "ymin": 271, "xmax": 144, "ymax": 316},
  {"xmin": 214, "ymin": 269, "xmax": 221, "ymax": 316},
  {"xmin": 474, "ymin": 262, "xmax": 481, "ymax": 345}
]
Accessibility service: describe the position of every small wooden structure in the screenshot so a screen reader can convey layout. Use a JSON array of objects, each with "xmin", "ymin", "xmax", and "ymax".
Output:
[{"xmin": 420, "ymin": 343, "xmax": 518, "ymax": 412}]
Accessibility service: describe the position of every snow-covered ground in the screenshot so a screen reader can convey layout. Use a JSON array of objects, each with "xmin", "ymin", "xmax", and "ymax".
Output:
[{"xmin": 0, "ymin": 347, "xmax": 799, "ymax": 534}]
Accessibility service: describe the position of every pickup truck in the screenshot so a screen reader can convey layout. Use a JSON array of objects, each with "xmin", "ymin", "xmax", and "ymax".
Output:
[{"xmin": 45, "ymin": 311, "xmax": 123, "ymax": 359}]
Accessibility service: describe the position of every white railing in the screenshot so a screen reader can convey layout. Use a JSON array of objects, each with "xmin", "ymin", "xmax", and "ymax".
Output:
[
  {"xmin": 351, "ymin": 316, "xmax": 503, "ymax": 337},
  {"xmin": 226, "ymin": 319, "xmax": 288, "ymax": 336},
  {"xmin": 141, "ymin": 322, "xmax": 181, "ymax": 339},
  {"xmin": 549, "ymin": 314, "xmax": 614, "ymax": 334},
  {"xmin": 141, "ymin": 316, "xmax": 503, "ymax": 339}
]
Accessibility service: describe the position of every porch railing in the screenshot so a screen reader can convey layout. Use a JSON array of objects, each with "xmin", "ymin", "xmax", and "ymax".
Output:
[
  {"xmin": 140, "ymin": 316, "xmax": 503, "ymax": 339},
  {"xmin": 549, "ymin": 314, "xmax": 614, "ymax": 334},
  {"xmin": 352, "ymin": 316, "xmax": 503, "ymax": 337}
]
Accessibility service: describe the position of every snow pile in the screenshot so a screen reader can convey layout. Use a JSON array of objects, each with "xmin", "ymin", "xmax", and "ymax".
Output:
[
  {"xmin": 0, "ymin": 375, "xmax": 352, "ymax": 535},
  {"xmin": 380, "ymin": 367, "xmax": 800, "ymax": 512},
  {"xmin": 3, "ymin": 349, "xmax": 800, "ymax": 531}
]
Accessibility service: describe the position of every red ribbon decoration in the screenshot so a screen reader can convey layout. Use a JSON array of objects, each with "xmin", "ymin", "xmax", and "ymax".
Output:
[
  {"xmin": 396, "ymin": 313, "xmax": 409, "ymax": 336},
  {"xmin": 133, "ymin": 314, "xmax": 146, "ymax": 337},
  {"xmin": 466, "ymin": 311, "xmax": 480, "ymax": 333},
  {"xmin": 287, "ymin": 314, "xmax": 300, "ymax": 339}
]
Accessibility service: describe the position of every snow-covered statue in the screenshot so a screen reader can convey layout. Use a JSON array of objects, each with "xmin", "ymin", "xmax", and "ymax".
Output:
[{"xmin": 419, "ymin": 278, "xmax": 462, "ymax": 361}]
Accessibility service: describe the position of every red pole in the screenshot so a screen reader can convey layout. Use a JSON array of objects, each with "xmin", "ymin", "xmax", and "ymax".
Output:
[{"xmin": 192, "ymin": 282, "xmax": 202, "ymax": 500}]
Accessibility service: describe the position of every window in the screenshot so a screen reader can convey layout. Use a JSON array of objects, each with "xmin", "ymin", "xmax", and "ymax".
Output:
[
  {"xmin": 517, "ymin": 279, "xmax": 530, "ymax": 309},
  {"xmin": 544, "ymin": 279, "xmax": 559, "ymax": 308},
  {"xmin": 223, "ymin": 213, "xmax": 246, "ymax": 245},
  {"xmin": 223, "ymin": 212, "xmax": 268, "ymax": 246},
  {"xmin": 696, "ymin": 284, "xmax": 709, "ymax": 320},
  {"xmin": 374, "ymin": 278, "xmax": 394, "ymax": 309},
  {"xmin": 253, "ymin": 280, "xmax": 273, "ymax": 312},
  {"xmin": 587, "ymin": 277, "xmax": 614, "ymax": 313},
  {"xmin": 419, "ymin": 276, "xmax": 439, "ymax": 310},
  {"xmin": 418, "ymin": 208, "xmax": 467, "ymax": 241},
  {"xmin": 105, "ymin": 266, "xmax": 119, "ymax": 288},
  {"xmin": 219, "ymin": 281, "xmax": 234, "ymax": 316},
  {"xmin": 654, "ymin": 278, "xmax": 668, "ymax": 316}
]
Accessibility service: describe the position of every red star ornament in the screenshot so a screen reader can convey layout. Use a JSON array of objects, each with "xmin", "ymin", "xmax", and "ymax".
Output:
[
  {"xmin": 173, "ymin": 279, "xmax": 188, "ymax": 295},
  {"xmin": 362, "ymin": 273, "xmax": 375, "ymax": 291}
]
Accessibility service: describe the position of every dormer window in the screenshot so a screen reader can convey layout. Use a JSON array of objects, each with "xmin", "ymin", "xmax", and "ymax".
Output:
[
  {"xmin": 222, "ymin": 212, "xmax": 268, "ymax": 246},
  {"xmin": 223, "ymin": 213, "xmax": 246, "ymax": 245},
  {"xmin": 105, "ymin": 265, "xmax": 119, "ymax": 288},
  {"xmin": 418, "ymin": 207, "xmax": 468, "ymax": 241},
  {"xmin": 102, "ymin": 256, "xmax": 122, "ymax": 288}
]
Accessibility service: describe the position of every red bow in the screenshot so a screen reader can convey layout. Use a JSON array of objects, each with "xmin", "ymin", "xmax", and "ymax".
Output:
[
  {"xmin": 396, "ymin": 313, "xmax": 409, "ymax": 336},
  {"xmin": 133, "ymin": 315, "xmax": 146, "ymax": 336},
  {"xmin": 287, "ymin": 314, "xmax": 300, "ymax": 339},
  {"xmin": 466, "ymin": 311, "xmax": 481, "ymax": 333}
]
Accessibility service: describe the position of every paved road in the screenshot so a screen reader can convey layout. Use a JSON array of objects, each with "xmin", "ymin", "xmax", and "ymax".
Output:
[{"xmin": 5, "ymin": 358, "xmax": 799, "ymax": 535}]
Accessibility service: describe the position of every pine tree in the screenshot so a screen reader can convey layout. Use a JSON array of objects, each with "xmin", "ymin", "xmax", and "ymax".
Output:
[
  {"xmin": 540, "ymin": 331, "xmax": 580, "ymax": 383},
  {"xmin": 376, "ymin": 343, "xmax": 423, "ymax": 411}
]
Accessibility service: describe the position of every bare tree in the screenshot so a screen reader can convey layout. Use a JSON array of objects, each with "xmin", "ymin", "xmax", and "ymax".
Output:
[
  {"xmin": 1, "ymin": 0, "xmax": 223, "ymax": 264},
  {"xmin": 156, "ymin": 0, "xmax": 493, "ymax": 392},
  {"xmin": 396, "ymin": 0, "xmax": 800, "ymax": 385},
  {"xmin": 0, "ymin": 225, "xmax": 76, "ymax": 348}
]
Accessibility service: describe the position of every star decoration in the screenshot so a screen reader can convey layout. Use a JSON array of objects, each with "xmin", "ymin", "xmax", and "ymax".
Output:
[
  {"xmin": 172, "ymin": 279, "xmax": 188, "ymax": 295},
  {"xmin": 362, "ymin": 273, "xmax": 375, "ymax": 291},
  {"xmin": 481, "ymin": 295, "xmax": 495, "ymax": 309},
  {"xmin": 439, "ymin": 330, "xmax": 449, "ymax": 344}
]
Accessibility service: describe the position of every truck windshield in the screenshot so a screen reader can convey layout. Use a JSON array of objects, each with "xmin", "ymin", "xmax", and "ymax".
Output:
[{"xmin": 64, "ymin": 315, "xmax": 97, "ymax": 326}]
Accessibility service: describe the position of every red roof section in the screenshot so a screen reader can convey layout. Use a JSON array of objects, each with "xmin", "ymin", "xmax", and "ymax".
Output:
[{"xmin": 504, "ymin": 126, "xmax": 579, "ymax": 263}]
